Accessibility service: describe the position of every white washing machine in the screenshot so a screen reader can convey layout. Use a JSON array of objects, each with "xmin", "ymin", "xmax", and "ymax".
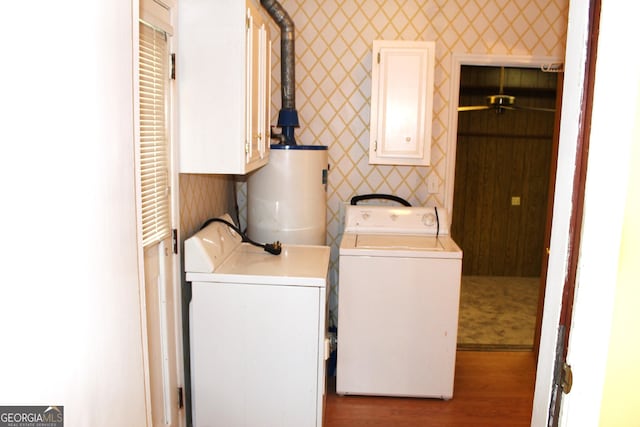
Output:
[
  {"xmin": 336, "ymin": 205, "xmax": 462, "ymax": 399},
  {"xmin": 185, "ymin": 215, "xmax": 331, "ymax": 427}
]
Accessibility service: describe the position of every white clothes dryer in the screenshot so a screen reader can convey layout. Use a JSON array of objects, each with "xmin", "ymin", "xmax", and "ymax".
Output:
[
  {"xmin": 185, "ymin": 215, "xmax": 331, "ymax": 427},
  {"xmin": 337, "ymin": 205, "xmax": 462, "ymax": 399}
]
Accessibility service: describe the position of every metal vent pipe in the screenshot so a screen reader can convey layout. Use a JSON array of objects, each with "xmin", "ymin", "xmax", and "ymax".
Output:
[{"xmin": 260, "ymin": 0, "xmax": 299, "ymax": 145}]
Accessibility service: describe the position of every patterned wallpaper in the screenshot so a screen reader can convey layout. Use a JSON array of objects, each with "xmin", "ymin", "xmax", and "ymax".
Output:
[
  {"xmin": 179, "ymin": 174, "xmax": 234, "ymax": 244},
  {"xmin": 194, "ymin": 0, "xmax": 569, "ymax": 325}
]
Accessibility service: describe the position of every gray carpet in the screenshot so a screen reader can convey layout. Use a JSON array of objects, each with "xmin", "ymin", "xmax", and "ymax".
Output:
[{"xmin": 457, "ymin": 276, "xmax": 540, "ymax": 351}]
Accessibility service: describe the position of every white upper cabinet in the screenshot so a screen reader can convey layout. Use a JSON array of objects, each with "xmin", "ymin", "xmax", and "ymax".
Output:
[
  {"xmin": 369, "ymin": 40, "xmax": 435, "ymax": 166},
  {"xmin": 178, "ymin": 0, "xmax": 270, "ymax": 174}
]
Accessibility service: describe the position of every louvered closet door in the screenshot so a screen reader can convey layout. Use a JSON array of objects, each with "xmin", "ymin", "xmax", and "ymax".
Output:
[{"xmin": 139, "ymin": 16, "xmax": 180, "ymax": 426}]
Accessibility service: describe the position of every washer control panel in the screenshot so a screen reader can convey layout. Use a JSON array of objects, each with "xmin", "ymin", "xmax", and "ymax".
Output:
[{"xmin": 344, "ymin": 205, "xmax": 449, "ymax": 235}]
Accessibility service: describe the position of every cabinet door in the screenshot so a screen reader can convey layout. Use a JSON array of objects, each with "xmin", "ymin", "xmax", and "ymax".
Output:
[
  {"xmin": 369, "ymin": 40, "xmax": 435, "ymax": 166},
  {"xmin": 177, "ymin": 0, "xmax": 269, "ymax": 174},
  {"xmin": 246, "ymin": 2, "xmax": 270, "ymax": 169}
]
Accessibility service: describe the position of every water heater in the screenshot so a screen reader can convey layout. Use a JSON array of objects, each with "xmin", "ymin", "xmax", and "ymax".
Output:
[{"xmin": 247, "ymin": 145, "xmax": 328, "ymax": 245}]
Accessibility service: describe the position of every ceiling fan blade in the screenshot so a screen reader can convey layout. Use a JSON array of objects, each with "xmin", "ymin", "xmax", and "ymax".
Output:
[
  {"xmin": 458, "ymin": 105, "xmax": 491, "ymax": 112},
  {"xmin": 460, "ymin": 67, "xmax": 557, "ymax": 114},
  {"xmin": 510, "ymin": 104, "xmax": 556, "ymax": 113}
]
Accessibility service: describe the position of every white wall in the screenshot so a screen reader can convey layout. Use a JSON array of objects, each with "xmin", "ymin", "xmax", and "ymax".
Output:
[
  {"xmin": 0, "ymin": 1, "xmax": 149, "ymax": 425},
  {"xmin": 598, "ymin": 79, "xmax": 640, "ymax": 425}
]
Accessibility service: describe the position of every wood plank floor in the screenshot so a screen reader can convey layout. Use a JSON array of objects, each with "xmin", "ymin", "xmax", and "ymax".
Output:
[{"xmin": 324, "ymin": 351, "xmax": 536, "ymax": 427}]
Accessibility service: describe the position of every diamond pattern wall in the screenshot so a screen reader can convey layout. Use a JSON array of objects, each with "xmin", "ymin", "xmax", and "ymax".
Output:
[
  {"xmin": 180, "ymin": 174, "xmax": 234, "ymax": 243},
  {"xmin": 238, "ymin": 0, "xmax": 568, "ymax": 324}
]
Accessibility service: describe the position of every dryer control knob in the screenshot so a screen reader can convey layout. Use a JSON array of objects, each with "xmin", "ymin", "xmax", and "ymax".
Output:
[{"xmin": 422, "ymin": 213, "xmax": 436, "ymax": 227}]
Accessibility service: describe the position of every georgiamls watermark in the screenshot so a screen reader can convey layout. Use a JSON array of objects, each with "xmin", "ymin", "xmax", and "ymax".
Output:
[{"xmin": 0, "ymin": 406, "xmax": 63, "ymax": 427}]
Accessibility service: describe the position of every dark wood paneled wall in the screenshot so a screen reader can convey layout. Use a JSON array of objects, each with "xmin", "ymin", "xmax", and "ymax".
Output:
[{"xmin": 451, "ymin": 66, "xmax": 556, "ymax": 277}]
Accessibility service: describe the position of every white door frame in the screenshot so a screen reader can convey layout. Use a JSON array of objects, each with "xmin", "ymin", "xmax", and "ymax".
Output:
[
  {"xmin": 134, "ymin": 1, "xmax": 185, "ymax": 424},
  {"xmin": 445, "ymin": 53, "xmax": 563, "ymax": 217}
]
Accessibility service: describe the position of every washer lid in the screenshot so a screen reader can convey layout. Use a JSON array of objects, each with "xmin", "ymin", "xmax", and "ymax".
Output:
[
  {"xmin": 356, "ymin": 234, "xmax": 443, "ymax": 250},
  {"xmin": 340, "ymin": 232, "xmax": 462, "ymax": 259}
]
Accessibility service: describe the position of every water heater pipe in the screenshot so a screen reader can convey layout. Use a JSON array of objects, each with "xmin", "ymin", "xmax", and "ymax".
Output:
[{"xmin": 260, "ymin": 0, "xmax": 299, "ymax": 145}]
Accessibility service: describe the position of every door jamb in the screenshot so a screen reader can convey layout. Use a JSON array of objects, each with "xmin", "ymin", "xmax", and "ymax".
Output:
[{"xmin": 534, "ymin": 71, "xmax": 564, "ymax": 357}]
